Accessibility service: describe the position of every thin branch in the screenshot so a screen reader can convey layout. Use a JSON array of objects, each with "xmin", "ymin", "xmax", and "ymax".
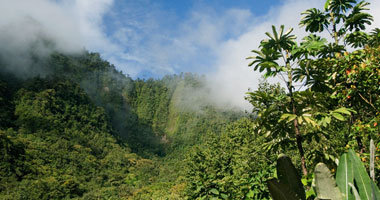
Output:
[
  {"xmin": 358, "ymin": 93, "xmax": 379, "ymax": 112},
  {"xmin": 326, "ymin": 27, "xmax": 333, "ymax": 36}
]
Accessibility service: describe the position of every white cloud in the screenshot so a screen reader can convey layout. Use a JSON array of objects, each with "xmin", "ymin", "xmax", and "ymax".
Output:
[
  {"xmin": 68, "ymin": 0, "xmax": 144, "ymax": 75},
  {"xmin": 0, "ymin": 0, "xmax": 143, "ymax": 76},
  {"xmin": 205, "ymin": 0, "xmax": 325, "ymax": 110},
  {"xmin": 72, "ymin": 0, "xmax": 118, "ymax": 53},
  {"xmin": 0, "ymin": 0, "xmax": 83, "ymax": 53},
  {"xmin": 0, "ymin": 0, "xmax": 83, "ymax": 76}
]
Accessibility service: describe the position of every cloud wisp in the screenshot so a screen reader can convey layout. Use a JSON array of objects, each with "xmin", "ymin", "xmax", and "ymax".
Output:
[{"xmin": 0, "ymin": 0, "xmax": 83, "ymax": 76}]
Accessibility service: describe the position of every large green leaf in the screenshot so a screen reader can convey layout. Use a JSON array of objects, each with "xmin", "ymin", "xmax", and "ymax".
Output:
[
  {"xmin": 267, "ymin": 179, "xmax": 301, "ymax": 200},
  {"xmin": 336, "ymin": 153, "xmax": 354, "ymax": 200},
  {"xmin": 371, "ymin": 181, "xmax": 380, "ymax": 200},
  {"xmin": 314, "ymin": 163, "xmax": 343, "ymax": 200},
  {"xmin": 345, "ymin": 31, "xmax": 369, "ymax": 48},
  {"xmin": 276, "ymin": 154, "xmax": 306, "ymax": 200},
  {"xmin": 348, "ymin": 150, "xmax": 373, "ymax": 200}
]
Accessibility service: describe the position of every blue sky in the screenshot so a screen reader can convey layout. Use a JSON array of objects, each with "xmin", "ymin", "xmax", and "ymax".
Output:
[{"xmin": 98, "ymin": 0, "xmax": 285, "ymax": 78}]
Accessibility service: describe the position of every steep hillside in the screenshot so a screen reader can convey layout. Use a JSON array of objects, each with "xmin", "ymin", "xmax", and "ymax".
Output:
[
  {"xmin": 0, "ymin": 77, "xmax": 139, "ymax": 199},
  {"xmin": 0, "ymin": 51, "xmax": 244, "ymax": 199},
  {"xmin": 46, "ymin": 52, "xmax": 243, "ymax": 156}
]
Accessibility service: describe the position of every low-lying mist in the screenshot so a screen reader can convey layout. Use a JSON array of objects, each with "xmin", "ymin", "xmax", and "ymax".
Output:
[{"xmin": 0, "ymin": 0, "xmax": 83, "ymax": 77}]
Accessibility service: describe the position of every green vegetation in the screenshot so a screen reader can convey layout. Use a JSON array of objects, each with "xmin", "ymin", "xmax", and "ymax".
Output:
[
  {"xmin": 0, "ymin": 0, "xmax": 380, "ymax": 199},
  {"xmin": 0, "ymin": 51, "xmax": 240, "ymax": 199},
  {"xmin": 186, "ymin": 118, "xmax": 275, "ymax": 199},
  {"xmin": 267, "ymin": 143, "xmax": 380, "ymax": 200}
]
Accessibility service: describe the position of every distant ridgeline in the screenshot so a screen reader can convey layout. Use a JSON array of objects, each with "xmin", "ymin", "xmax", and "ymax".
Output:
[
  {"xmin": 47, "ymin": 52, "xmax": 242, "ymax": 155},
  {"xmin": 0, "ymin": 51, "xmax": 243, "ymax": 199}
]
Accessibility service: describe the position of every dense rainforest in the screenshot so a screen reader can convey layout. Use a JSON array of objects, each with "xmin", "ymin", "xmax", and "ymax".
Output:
[
  {"xmin": 0, "ymin": 50, "xmax": 243, "ymax": 199},
  {"xmin": 1, "ymin": 0, "xmax": 380, "ymax": 199}
]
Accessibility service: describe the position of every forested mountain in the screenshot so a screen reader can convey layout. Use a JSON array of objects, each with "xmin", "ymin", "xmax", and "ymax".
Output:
[{"xmin": 0, "ymin": 51, "xmax": 243, "ymax": 199}]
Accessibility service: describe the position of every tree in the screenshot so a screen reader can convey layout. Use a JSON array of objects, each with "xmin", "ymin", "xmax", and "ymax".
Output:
[
  {"xmin": 300, "ymin": 0, "xmax": 373, "ymax": 48},
  {"xmin": 245, "ymin": 0, "xmax": 372, "ymax": 176},
  {"xmin": 298, "ymin": 0, "xmax": 379, "ymax": 153},
  {"xmin": 247, "ymin": 25, "xmax": 323, "ymax": 176}
]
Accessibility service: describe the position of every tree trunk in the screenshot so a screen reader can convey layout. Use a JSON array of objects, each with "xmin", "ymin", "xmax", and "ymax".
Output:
[
  {"xmin": 292, "ymin": 98, "xmax": 308, "ymax": 176},
  {"xmin": 287, "ymin": 64, "xmax": 308, "ymax": 176}
]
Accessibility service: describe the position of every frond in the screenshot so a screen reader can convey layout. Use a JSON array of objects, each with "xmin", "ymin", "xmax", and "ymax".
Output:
[
  {"xmin": 299, "ymin": 8, "xmax": 329, "ymax": 33},
  {"xmin": 345, "ymin": 12, "xmax": 373, "ymax": 31},
  {"xmin": 328, "ymin": 0, "xmax": 356, "ymax": 13},
  {"xmin": 345, "ymin": 31, "xmax": 369, "ymax": 48}
]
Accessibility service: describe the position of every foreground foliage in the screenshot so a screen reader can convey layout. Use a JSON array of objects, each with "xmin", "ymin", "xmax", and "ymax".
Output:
[{"xmin": 268, "ymin": 142, "xmax": 380, "ymax": 200}]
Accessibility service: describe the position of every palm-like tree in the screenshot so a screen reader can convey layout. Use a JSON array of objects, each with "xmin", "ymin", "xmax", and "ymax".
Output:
[
  {"xmin": 247, "ymin": 26, "xmax": 311, "ymax": 176},
  {"xmin": 300, "ymin": 0, "xmax": 373, "ymax": 46},
  {"xmin": 247, "ymin": 0, "xmax": 377, "ymax": 179}
]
